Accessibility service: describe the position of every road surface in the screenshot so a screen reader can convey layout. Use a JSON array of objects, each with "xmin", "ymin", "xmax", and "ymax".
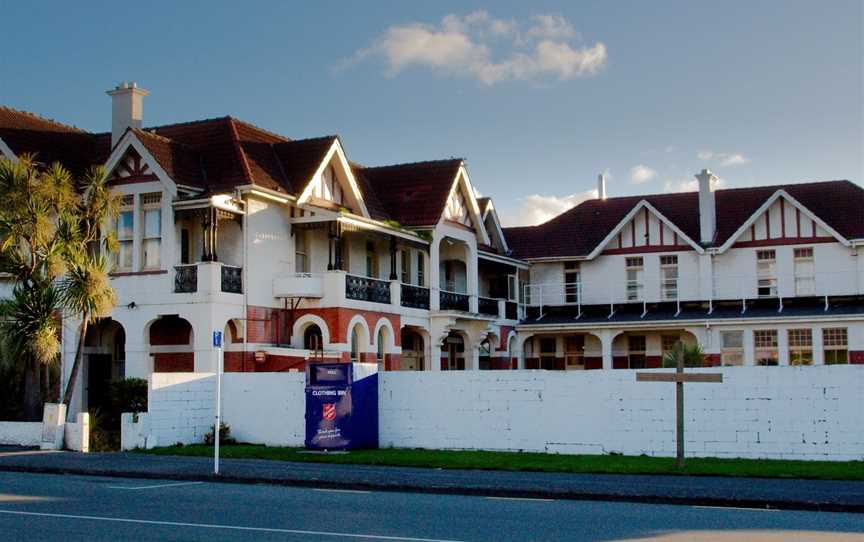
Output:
[{"xmin": 0, "ymin": 471, "xmax": 861, "ymax": 541}]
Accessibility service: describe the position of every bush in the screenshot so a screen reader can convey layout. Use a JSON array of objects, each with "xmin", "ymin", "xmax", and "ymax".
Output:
[
  {"xmin": 109, "ymin": 378, "xmax": 148, "ymax": 414},
  {"xmin": 203, "ymin": 423, "xmax": 235, "ymax": 446},
  {"xmin": 87, "ymin": 377, "xmax": 148, "ymax": 451}
]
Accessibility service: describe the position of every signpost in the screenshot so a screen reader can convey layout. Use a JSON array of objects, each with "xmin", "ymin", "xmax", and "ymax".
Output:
[
  {"xmin": 636, "ymin": 349, "xmax": 723, "ymax": 468},
  {"xmin": 213, "ymin": 330, "xmax": 223, "ymax": 475}
]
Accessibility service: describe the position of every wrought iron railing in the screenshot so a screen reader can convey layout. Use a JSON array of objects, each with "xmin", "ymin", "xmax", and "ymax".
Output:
[
  {"xmin": 346, "ymin": 274, "xmax": 391, "ymax": 304},
  {"xmin": 221, "ymin": 265, "xmax": 242, "ymax": 294},
  {"xmin": 505, "ymin": 300, "xmax": 518, "ymax": 320},
  {"xmin": 478, "ymin": 296, "xmax": 499, "ymax": 316},
  {"xmin": 174, "ymin": 265, "xmax": 197, "ymax": 293},
  {"xmin": 440, "ymin": 290, "xmax": 469, "ymax": 312},
  {"xmin": 401, "ymin": 284, "xmax": 430, "ymax": 310}
]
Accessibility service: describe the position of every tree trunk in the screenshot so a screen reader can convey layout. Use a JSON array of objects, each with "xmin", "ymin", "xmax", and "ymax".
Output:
[
  {"xmin": 22, "ymin": 356, "xmax": 42, "ymax": 421},
  {"xmin": 61, "ymin": 316, "xmax": 88, "ymax": 415}
]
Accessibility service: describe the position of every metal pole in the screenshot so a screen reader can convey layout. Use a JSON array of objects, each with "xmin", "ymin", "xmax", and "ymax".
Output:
[
  {"xmin": 215, "ymin": 340, "xmax": 223, "ymax": 475},
  {"xmin": 676, "ymin": 347, "xmax": 685, "ymax": 468}
]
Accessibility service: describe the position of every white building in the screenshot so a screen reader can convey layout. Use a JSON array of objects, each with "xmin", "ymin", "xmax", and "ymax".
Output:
[{"xmin": 0, "ymin": 84, "xmax": 861, "ymax": 418}]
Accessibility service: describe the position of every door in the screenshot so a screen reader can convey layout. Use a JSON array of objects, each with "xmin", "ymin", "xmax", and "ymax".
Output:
[{"xmin": 86, "ymin": 354, "xmax": 113, "ymax": 411}]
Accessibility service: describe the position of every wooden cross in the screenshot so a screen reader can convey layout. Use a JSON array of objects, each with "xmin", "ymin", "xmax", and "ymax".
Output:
[{"xmin": 636, "ymin": 349, "xmax": 723, "ymax": 468}]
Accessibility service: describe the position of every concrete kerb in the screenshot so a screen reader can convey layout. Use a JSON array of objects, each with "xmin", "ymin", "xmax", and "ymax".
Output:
[{"xmin": 0, "ymin": 459, "xmax": 861, "ymax": 514}]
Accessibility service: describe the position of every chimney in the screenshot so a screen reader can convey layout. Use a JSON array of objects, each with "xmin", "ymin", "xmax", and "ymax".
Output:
[
  {"xmin": 106, "ymin": 81, "xmax": 149, "ymax": 148},
  {"xmin": 696, "ymin": 168, "xmax": 718, "ymax": 244},
  {"xmin": 597, "ymin": 173, "xmax": 607, "ymax": 200}
]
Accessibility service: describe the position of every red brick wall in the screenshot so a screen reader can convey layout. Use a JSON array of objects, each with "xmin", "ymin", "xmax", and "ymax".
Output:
[
  {"xmin": 704, "ymin": 353, "xmax": 722, "ymax": 367},
  {"xmin": 525, "ymin": 357, "xmax": 540, "ymax": 369},
  {"xmin": 154, "ymin": 352, "xmax": 194, "ymax": 372},
  {"xmin": 246, "ymin": 305, "xmax": 401, "ymax": 347},
  {"xmin": 646, "ymin": 355, "xmax": 662, "ymax": 369},
  {"xmin": 150, "ymin": 317, "xmax": 192, "ymax": 346},
  {"xmin": 495, "ymin": 326, "xmax": 515, "ymax": 351},
  {"xmin": 850, "ymin": 351, "xmax": 864, "ymax": 364},
  {"xmin": 612, "ymin": 356, "xmax": 628, "ymax": 369},
  {"xmin": 584, "ymin": 356, "xmax": 602, "ymax": 370}
]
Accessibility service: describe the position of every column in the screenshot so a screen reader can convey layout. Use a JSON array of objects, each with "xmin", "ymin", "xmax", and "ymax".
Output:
[
  {"xmin": 812, "ymin": 327, "xmax": 825, "ymax": 365},
  {"xmin": 429, "ymin": 236, "xmax": 441, "ymax": 311},
  {"xmin": 743, "ymin": 328, "xmax": 755, "ymax": 366},
  {"xmin": 466, "ymin": 345, "xmax": 480, "ymax": 371},
  {"xmin": 466, "ymin": 243, "xmax": 478, "ymax": 314},
  {"xmin": 778, "ymin": 327, "xmax": 790, "ymax": 366},
  {"xmin": 430, "ymin": 343, "xmax": 442, "ymax": 371},
  {"xmin": 389, "ymin": 236, "xmax": 398, "ymax": 280},
  {"xmin": 601, "ymin": 329, "xmax": 614, "ymax": 370}
]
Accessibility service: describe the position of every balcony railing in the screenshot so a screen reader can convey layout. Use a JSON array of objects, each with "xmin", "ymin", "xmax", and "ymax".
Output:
[
  {"xmin": 401, "ymin": 284, "xmax": 430, "ymax": 310},
  {"xmin": 523, "ymin": 269, "xmax": 862, "ymax": 311},
  {"xmin": 174, "ymin": 264, "xmax": 197, "ymax": 293},
  {"xmin": 221, "ymin": 265, "xmax": 242, "ymax": 294},
  {"xmin": 478, "ymin": 296, "xmax": 500, "ymax": 316},
  {"xmin": 346, "ymin": 274, "xmax": 391, "ymax": 304},
  {"xmin": 440, "ymin": 290, "xmax": 470, "ymax": 312}
]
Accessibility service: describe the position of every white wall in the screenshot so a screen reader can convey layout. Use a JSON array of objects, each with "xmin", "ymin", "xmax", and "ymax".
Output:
[
  {"xmin": 128, "ymin": 368, "xmax": 864, "ymax": 460},
  {"xmin": 379, "ymin": 368, "xmax": 864, "ymax": 460},
  {"xmin": 0, "ymin": 422, "xmax": 42, "ymax": 446}
]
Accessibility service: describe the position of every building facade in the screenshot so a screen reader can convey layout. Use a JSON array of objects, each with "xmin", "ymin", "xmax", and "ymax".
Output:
[{"xmin": 1, "ymin": 84, "xmax": 862, "ymax": 417}]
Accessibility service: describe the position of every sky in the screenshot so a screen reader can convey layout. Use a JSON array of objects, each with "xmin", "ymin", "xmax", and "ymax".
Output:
[{"xmin": 1, "ymin": 1, "xmax": 861, "ymax": 226}]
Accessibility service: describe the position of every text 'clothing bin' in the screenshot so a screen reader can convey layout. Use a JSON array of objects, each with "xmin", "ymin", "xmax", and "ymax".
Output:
[{"xmin": 305, "ymin": 362, "xmax": 379, "ymax": 450}]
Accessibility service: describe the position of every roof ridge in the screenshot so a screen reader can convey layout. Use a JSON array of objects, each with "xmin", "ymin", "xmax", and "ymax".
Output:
[
  {"xmin": 144, "ymin": 115, "xmax": 233, "ymax": 131},
  {"xmin": 362, "ymin": 157, "xmax": 464, "ymax": 171},
  {"xmin": 0, "ymin": 105, "xmax": 90, "ymax": 133},
  {"xmin": 130, "ymin": 126, "xmax": 194, "ymax": 149},
  {"xmin": 229, "ymin": 116, "xmax": 293, "ymax": 143},
  {"xmin": 275, "ymin": 134, "xmax": 338, "ymax": 145}
]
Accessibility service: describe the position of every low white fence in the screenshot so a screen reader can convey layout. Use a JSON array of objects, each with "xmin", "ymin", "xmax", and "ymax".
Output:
[
  {"xmin": 0, "ymin": 422, "xmax": 42, "ymax": 447},
  {"xmin": 123, "ymin": 366, "xmax": 864, "ymax": 461}
]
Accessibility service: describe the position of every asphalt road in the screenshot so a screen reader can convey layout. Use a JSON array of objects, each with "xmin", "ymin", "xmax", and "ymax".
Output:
[{"xmin": 0, "ymin": 472, "xmax": 862, "ymax": 542}]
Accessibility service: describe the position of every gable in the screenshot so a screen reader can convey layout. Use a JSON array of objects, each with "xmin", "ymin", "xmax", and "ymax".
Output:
[
  {"xmin": 596, "ymin": 202, "xmax": 701, "ymax": 256},
  {"xmin": 443, "ymin": 182, "xmax": 474, "ymax": 229},
  {"xmin": 440, "ymin": 167, "xmax": 491, "ymax": 245},
  {"xmin": 722, "ymin": 191, "xmax": 847, "ymax": 249},
  {"xmin": 107, "ymin": 146, "xmax": 156, "ymax": 184},
  {"xmin": 480, "ymin": 200, "xmax": 509, "ymax": 254},
  {"xmin": 298, "ymin": 139, "xmax": 370, "ymax": 218}
]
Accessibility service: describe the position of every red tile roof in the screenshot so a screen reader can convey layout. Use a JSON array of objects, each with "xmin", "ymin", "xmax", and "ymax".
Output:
[
  {"xmin": 0, "ymin": 106, "xmax": 110, "ymax": 176},
  {"xmin": 504, "ymin": 180, "xmax": 864, "ymax": 259},
  {"xmin": 356, "ymin": 159, "xmax": 463, "ymax": 227}
]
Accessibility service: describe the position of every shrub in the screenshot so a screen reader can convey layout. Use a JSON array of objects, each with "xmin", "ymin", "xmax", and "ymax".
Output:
[{"xmin": 203, "ymin": 422, "xmax": 235, "ymax": 446}]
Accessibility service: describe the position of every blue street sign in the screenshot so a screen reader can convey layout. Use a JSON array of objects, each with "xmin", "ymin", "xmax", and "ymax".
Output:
[{"xmin": 213, "ymin": 331, "xmax": 222, "ymax": 348}]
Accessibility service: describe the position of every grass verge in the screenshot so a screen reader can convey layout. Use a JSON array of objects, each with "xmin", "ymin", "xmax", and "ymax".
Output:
[{"xmin": 139, "ymin": 445, "xmax": 864, "ymax": 480}]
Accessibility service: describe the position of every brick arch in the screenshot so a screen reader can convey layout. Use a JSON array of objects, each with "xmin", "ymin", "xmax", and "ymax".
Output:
[
  {"xmin": 147, "ymin": 315, "xmax": 194, "ymax": 372},
  {"xmin": 291, "ymin": 314, "xmax": 331, "ymax": 349}
]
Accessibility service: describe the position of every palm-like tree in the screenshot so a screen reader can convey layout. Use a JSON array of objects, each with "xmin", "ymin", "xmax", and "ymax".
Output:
[
  {"xmin": 59, "ymin": 165, "xmax": 119, "ymax": 410},
  {"xmin": 662, "ymin": 341, "xmax": 706, "ymax": 368}
]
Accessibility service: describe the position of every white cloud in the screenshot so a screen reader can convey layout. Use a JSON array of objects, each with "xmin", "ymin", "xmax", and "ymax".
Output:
[
  {"xmin": 663, "ymin": 176, "xmax": 727, "ymax": 193},
  {"xmin": 630, "ymin": 164, "xmax": 657, "ymax": 184},
  {"xmin": 504, "ymin": 189, "xmax": 596, "ymax": 227},
  {"xmin": 698, "ymin": 150, "xmax": 751, "ymax": 167},
  {"xmin": 343, "ymin": 11, "xmax": 607, "ymax": 85}
]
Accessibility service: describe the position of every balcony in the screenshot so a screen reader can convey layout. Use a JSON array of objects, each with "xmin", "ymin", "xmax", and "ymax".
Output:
[
  {"xmin": 345, "ymin": 274, "xmax": 391, "ymax": 304},
  {"xmin": 174, "ymin": 262, "xmax": 242, "ymax": 295},
  {"xmin": 273, "ymin": 273, "xmax": 324, "ymax": 298},
  {"xmin": 440, "ymin": 290, "xmax": 470, "ymax": 312},
  {"xmin": 478, "ymin": 296, "xmax": 500, "ymax": 317},
  {"xmin": 401, "ymin": 284, "xmax": 430, "ymax": 310}
]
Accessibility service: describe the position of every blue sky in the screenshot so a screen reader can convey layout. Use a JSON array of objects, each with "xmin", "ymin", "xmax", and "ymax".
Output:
[{"xmin": 1, "ymin": 1, "xmax": 861, "ymax": 225}]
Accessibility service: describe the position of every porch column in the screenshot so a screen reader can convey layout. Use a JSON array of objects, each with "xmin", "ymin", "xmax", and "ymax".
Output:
[
  {"xmin": 389, "ymin": 235, "xmax": 398, "ymax": 280},
  {"xmin": 601, "ymin": 329, "xmax": 614, "ymax": 370},
  {"xmin": 334, "ymin": 222, "xmax": 343, "ymax": 270},
  {"xmin": 743, "ymin": 329, "xmax": 755, "ymax": 366},
  {"xmin": 467, "ymin": 243, "xmax": 479, "ymax": 313},
  {"xmin": 327, "ymin": 222, "xmax": 335, "ymax": 271},
  {"xmin": 778, "ymin": 327, "xmax": 790, "ymax": 366},
  {"xmin": 430, "ymin": 235, "xmax": 441, "ymax": 311},
  {"xmin": 812, "ymin": 327, "xmax": 825, "ymax": 365},
  {"xmin": 466, "ymin": 344, "xmax": 480, "ymax": 371},
  {"xmin": 429, "ymin": 343, "xmax": 442, "ymax": 371}
]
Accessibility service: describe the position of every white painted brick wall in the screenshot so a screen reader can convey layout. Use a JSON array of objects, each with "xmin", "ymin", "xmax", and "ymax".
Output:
[
  {"xmin": 0, "ymin": 422, "xmax": 42, "ymax": 446},
  {"xmin": 135, "ymin": 367, "xmax": 864, "ymax": 460}
]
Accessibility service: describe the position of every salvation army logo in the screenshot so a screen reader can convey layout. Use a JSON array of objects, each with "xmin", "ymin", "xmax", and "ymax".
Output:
[{"xmin": 322, "ymin": 403, "xmax": 336, "ymax": 421}]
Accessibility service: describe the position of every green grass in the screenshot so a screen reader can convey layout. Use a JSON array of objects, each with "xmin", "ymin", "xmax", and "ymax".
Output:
[{"xmin": 139, "ymin": 445, "xmax": 864, "ymax": 480}]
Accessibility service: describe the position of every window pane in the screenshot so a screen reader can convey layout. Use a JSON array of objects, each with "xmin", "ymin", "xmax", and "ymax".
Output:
[
  {"xmin": 117, "ymin": 212, "xmax": 134, "ymax": 239},
  {"xmin": 722, "ymin": 331, "xmax": 743, "ymax": 348},
  {"xmin": 144, "ymin": 209, "xmax": 161, "ymax": 238},
  {"xmin": 142, "ymin": 239, "xmax": 160, "ymax": 269},
  {"xmin": 117, "ymin": 240, "xmax": 133, "ymax": 269}
]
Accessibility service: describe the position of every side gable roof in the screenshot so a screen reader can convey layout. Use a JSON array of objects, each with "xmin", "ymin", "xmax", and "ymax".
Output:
[
  {"xmin": 272, "ymin": 136, "xmax": 337, "ymax": 196},
  {"xmin": 0, "ymin": 106, "xmax": 110, "ymax": 175},
  {"xmin": 358, "ymin": 159, "xmax": 463, "ymax": 227},
  {"xmin": 504, "ymin": 180, "xmax": 863, "ymax": 260}
]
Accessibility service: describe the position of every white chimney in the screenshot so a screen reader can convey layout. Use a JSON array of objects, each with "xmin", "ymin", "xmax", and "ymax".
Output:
[
  {"xmin": 597, "ymin": 173, "xmax": 607, "ymax": 200},
  {"xmin": 106, "ymin": 82, "xmax": 149, "ymax": 148},
  {"xmin": 696, "ymin": 168, "xmax": 718, "ymax": 244}
]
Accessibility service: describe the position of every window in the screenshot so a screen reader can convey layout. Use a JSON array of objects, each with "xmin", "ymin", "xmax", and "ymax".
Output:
[
  {"xmin": 628, "ymin": 335, "xmax": 647, "ymax": 369},
  {"xmin": 141, "ymin": 193, "xmax": 162, "ymax": 270},
  {"xmin": 754, "ymin": 330, "xmax": 779, "ymax": 366},
  {"xmin": 507, "ymin": 274, "xmax": 518, "ymax": 302},
  {"xmin": 564, "ymin": 262, "xmax": 581, "ymax": 303},
  {"xmin": 626, "ymin": 257, "xmax": 644, "ymax": 301},
  {"xmin": 823, "ymin": 328, "xmax": 848, "ymax": 365},
  {"xmin": 365, "ymin": 241, "xmax": 378, "ymax": 278},
  {"xmin": 660, "ymin": 255, "xmax": 679, "ymax": 300},
  {"xmin": 720, "ymin": 331, "xmax": 744, "ymax": 366},
  {"xmin": 519, "ymin": 269, "xmax": 531, "ymax": 305},
  {"xmin": 565, "ymin": 336, "xmax": 585, "ymax": 369},
  {"xmin": 416, "ymin": 252, "xmax": 425, "ymax": 286},
  {"xmin": 794, "ymin": 247, "xmax": 815, "ymax": 296},
  {"xmin": 294, "ymin": 231, "xmax": 308, "ymax": 274},
  {"xmin": 115, "ymin": 195, "xmax": 134, "ymax": 270},
  {"xmin": 757, "ymin": 250, "xmax": 777, "ymax": 297},
  {"xmin": 401, "ymin": 250, "xmax": 411, "ymax": 284},
  {"xmin": 788, "ymin": 329, "xmax": 813, "ymax": 366},
  {"xmin": 539, "ymin": 338, "xmax": 557, "ymax": 370}
]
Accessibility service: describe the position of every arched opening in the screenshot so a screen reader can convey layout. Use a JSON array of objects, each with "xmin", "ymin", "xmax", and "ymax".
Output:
[
  {"xmin": 442, "ymin": 331, "xmax": 466, "ymax": 370},
  {"xmin": 400, "ymin": 328, "xmax": 425, "ymax": 371},
  {"xmin": 148, "ymin": 315, "xmax": 194, "ymax": 372},
  {"xmin": 349, "ymin": 324, "xmax": 363, "ymax": 362},
  {"xmin": 83, "ymin": 318, "xmax": 126, "ymax": 412},
  {"xmin": 224, "ymin": 319, "xmax": 244, "ymax": 345},
  {"xmin": 304, "ymin": 324, "xmax": 324, "ymax": 351},
  {"xmin": 507, "ymin": 335, "xmax": 517, "ymax": 370},
  {"xmin": 479, "ymin": 339, "xmax": 492, "ymax": 370},
  {"xmin": 376, "ymin": 326, "xmax": 388, "ymax": 369}
]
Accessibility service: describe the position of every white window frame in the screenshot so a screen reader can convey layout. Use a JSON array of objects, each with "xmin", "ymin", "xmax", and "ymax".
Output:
[
  {"xmin": 720, "ymin": 331, "xmax": 744, "ymax": 366},
  {"xmin": 115, "ymin": 195, "xmax": 135, "ymax": 271},
  {"xmin": 794, "ymin": 247, "xmax": 815, "ymax": 296},
  {"xmin": 756, "ymin": 250, "xmax": 777, "ymax": 298},
  {"xmin": 564, "ymin": 261, "xmax": 581, "ymax": 303},
  {"xmin": 626, "ymin": 257, "xmax": 644, "ymax": 301},
  {"xmin": 140, "ymin": 192, "xmax": 162, "ymax": 271},
  {"xmin": 294, "ymin": 230, "xmax": 308, "ymax": 274},
  {"xmin": 660, "ymin": 255, "xmax": 679, "ymax": 301},
  {"xmin": 823, "ymin": 327, "xmax": 848, "ymax": 365},
  {"xmin": 754, "ymin": 329, "xmax": 779, "ymax": 366},
  {"xmin": 788, "ymin": 328, "xmax": 813, "ymax": 366}
]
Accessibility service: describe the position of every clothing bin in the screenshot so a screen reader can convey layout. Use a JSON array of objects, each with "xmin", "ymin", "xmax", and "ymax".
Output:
[{"xmin": 305, "ymin": 362, "xmax": 379, "ymax": 450}]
